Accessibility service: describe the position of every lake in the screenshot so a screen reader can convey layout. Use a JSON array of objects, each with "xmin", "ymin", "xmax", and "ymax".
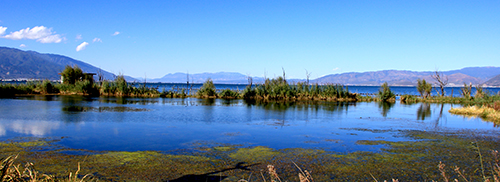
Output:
[{"xmin": 1, "ymin": 94, "xmax": 498, "ymax": 153}]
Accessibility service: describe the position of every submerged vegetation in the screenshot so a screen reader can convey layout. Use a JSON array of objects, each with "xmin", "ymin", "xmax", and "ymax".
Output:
[{"xmin": 0, "ymin": 130, "xmax": 499, "ymax": 181}]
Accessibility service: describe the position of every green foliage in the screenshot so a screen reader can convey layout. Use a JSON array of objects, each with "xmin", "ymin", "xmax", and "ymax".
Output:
[
  {"xmin": 100, "ymin": 76, "xmax": 160, "ymax": 97},
  {"xmin": 218, "ymin": 89, "xmax": 239, "ymax": 98},
  {"xmin": 114, "ymin": 75, "xmax": 129, "ymax": 96},
  {"xmin": 400, "ymin": 94, "xmax": 421, "ymax": 103},
  {"xmin": 0, "ymin": 83, "xmax": 35, "ymax": 96},
  {"xmin": 242, "ymin": 86, "xmax": 256, "ymax": 99},
  {"xmin": 61, "ymin": 65, "xmax": 84, "ymax": 85},
  {"xmin": 197, "ymin": 78, "xmax": 216, "ymax": 97},
  {"xmin": 475, "ymin": 84, "xmax": 487, "ymax": 99},
  {"xmin": 378, "ymin": 82, "xmax": 395, "ymax": 102},
  {"xmin": 417, "ymin": 79, "xmax": 432, "ymax": 99},
  {"xmin": 40, "ymin": 80, "xmax": 55, "ymax": 94},
  {"xmin": 461, "ymin": 83, "xmax": 473, "ymax": 99}
]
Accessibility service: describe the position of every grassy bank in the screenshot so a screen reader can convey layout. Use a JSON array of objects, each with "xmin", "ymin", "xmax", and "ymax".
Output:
[
  {"xmin": 0, "ymin": 77, "xmax": 161, "ymax": 98},
  {"xmin": 0, "ymin": 130, "xmax": 499, "ymax": 181},
  {"xmin": 449, "ymin": 102, "xmax": 500, "ymax": 124},
  {"xmin": 192, "ymin": 77, "xmax": 358, "ymax": 101}
]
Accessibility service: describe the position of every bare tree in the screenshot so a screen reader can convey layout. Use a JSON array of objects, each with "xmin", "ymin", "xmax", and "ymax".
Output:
[
  {"xmin": 186, "ymin": 71, "xmax": 190, "ymax": 88},
  {"xmin": 431, "ymin": 70, "xmax": 448, "ymax": 97},
  {"xmin": 282, "ymin": 67, "xmax": 286, "ymax": 84},
  {"xmin": 305, "ymin": 69, "xmax": 311, "ymax": 86},
  {"xmin": 246, "ymin": 73, "xmax": 253, "ymax": 87},
  {"xmin": 97, "ymin": 68, "xmax": 104, "ymax": 85}
]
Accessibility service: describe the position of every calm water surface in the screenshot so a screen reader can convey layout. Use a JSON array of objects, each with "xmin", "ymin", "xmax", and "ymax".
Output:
[{"xmin": 0, "ymin": 96, "xmax": 498, "ymax": 153}]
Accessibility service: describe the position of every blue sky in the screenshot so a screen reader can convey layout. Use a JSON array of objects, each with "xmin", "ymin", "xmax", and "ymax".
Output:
[{"xmin": 1, "ymin": 0, "xmax": 499, "ymax": 79}]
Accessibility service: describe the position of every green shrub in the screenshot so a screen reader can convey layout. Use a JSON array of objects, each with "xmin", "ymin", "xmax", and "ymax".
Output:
[
  {"xmin": 40, "ymin": 80, "xmax": 57, "ymax": 94},
  {"xmin": 197, "ymin": 79, "xmax": 216, "ymax": 97},
  {"xmin": 242, "ymin": 87, "xmax": 256, "ymax": 99},
  {"xmin": 61, "ymin": 65, "xmax": 84, "ymax": 85},
  {"xmin": 219, "ymin": 89, "xmax": 239, "ymax": 98},
  {"xmin": 378, "ymin": 82, "xmax": 395, "ymax": 102},
  {"xmin": 417, "ymin": 79, "xmax": 432, "ymax": 98},
  {"xmin": 461, "ymin": 83, "xmax": 473, "ymax": 99}
]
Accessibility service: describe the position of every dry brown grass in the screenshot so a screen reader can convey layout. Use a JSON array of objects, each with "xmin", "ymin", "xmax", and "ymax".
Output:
[
  {"xmin": 0, "ymin": 155, "xmax": 95, "ymax": 182},
  {"xmin": 449, "ymin": 106, "xmax": 500, "ymax": 123}
]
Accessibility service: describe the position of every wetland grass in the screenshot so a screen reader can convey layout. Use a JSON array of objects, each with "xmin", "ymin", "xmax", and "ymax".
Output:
[
  {"xmin": 449, "ymin": 104, "xmax": 500, "ymax": 124},
  {"xmin": 0, "ymin": 155, "xmax": 95, "ymax": 182}
]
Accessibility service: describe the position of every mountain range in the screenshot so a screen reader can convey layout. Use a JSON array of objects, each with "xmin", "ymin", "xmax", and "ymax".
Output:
[
  {"xmin": 0, "ymin": 47, "xmax": 132, "ymax": 81},
  {"xmin": 1, "ymin": 46, "xmax": 499, "ymax": 86}
]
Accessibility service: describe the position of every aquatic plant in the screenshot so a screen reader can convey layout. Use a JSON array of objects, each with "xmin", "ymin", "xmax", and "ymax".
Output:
[
  {"xmin": 378, "ymin": 82, "xmax": 395, "ymax": 102},
  {"xmin": 461, "ymin": 83, "xmax": 473, "ymax": 99},
  {"xmin": 197, "ymin": 78, "xmax": 216, "ymax": 98},
  {"xmin": 417, "ymin": 79, "xmax": 432, "ymax": 99},
  {"xmin": 218, "ymin": 89, "xmax": 240, "ymax": 99}
]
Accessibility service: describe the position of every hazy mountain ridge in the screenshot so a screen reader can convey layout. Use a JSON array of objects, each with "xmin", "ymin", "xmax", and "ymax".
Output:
[
  {"xmin": 0, "ymin": 47, "xmax": 119, "ymax": 81},
  {"xmin": 1, "ymin": 46, "xmax": 499, "ymax": 86},
  {"xmin": 484, "ymin": 74, "xmax": 500, "ymax": 86},
  {"xmin": 314, "ymin": 69, "xmax": 498, "ymax": 86}
]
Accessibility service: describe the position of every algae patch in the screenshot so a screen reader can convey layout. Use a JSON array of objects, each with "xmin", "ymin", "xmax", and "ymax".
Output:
[{"xmin": 229, "ymin": 146, "xmax": 279, "ymax": 162}]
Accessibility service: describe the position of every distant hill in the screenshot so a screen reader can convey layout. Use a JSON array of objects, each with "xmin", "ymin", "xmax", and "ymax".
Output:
[
  {"xmin": 484, "ymin": 74, "xmax": 500, "ymax": 86},
  {"xmin": 1, "ymin": 46, "xmax": 499, "ymax": 86},
  {"xmin": 443, "ymin": 67, "xmax": 500, "ymax": 81},
  {"xmin": 0, "ymin": 46, "xmax": 119, "ymax": 81},
  {"xmin": 313, "ymin": 68, "xmax": 499, "ymax": 86},
  {"xmin": 150, "ymin": 72, "xmax": 266, "ymax": 84}
]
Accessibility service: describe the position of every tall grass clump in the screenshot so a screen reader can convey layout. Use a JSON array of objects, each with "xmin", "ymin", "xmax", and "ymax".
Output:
[
  {"xmin": 254, "ymin": 77, "xmax": 294, "ymax": 100},
  {"xmin": 160, "ymin": 87, "xmax": 187, "ymax": 98},
  {"xmin": 461, "ymin": 83, "xmax": 473, "ymax": 99},
  {"xmin": 242, "ymin": 86, "xmax": 256, "ymax": 99},
  {"xmin": 218, "ymin": 89, "xmax": 240, "ymax": 99},
  {"xmin": 417, "ymin": 79, "xmax": 432, "ymax": 99},
  {"xmin": 242, "ymin": 76, "xmax": 356, "ymax": 101},
  {"xmin": 0, "ymin": 155, "xmax": 95, "ymax": 182},
  {"xmin": 197, "ymin": 78, "xmax": 217, "ymax": 98},
  {"xmin": 100, "ymin": 75, "xmax": 160, "ymax": 97},
  {"xmin": 378, "ymin": 82, "xmax": 395, "ymax": 102},
  {"xmin": 0, "ymin": 83, "xmax": 36, "ymax": 97}
]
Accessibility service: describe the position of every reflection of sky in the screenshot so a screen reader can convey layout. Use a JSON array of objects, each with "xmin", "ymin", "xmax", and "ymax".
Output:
[
  {"xmin": 0, "ymin": 120, "xmax": 61, "ymax": 137},
  {"xmin": 1, "ymin": 96, "xmax": 499, "ymax": 152}
]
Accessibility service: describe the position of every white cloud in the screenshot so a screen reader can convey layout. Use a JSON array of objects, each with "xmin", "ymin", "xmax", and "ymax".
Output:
[
  {"xmin": 19, "ymin": 44, "xmax": 26, "ymax": 47},
  {"xmin": 1, "ymin": 26, "xmax": 64, "ymax": 43},
  {"xmin": 0, "ymin": 26, "xmax": 6, "ymax": 35},
  {"xmin": 112, "ymin": 31, "xmax": 120, "ymax": 36},
  {"xmin": 93, "ymin": 37, "xmax": 102, "ymax": 43},
  {"xmin": 332, "ymin": 67, "xmax": 340, "ymax": 71},
  {"xmin": 76, "ymin": 42, "xmax": 89, "ymax": 52},
  {"xmin": 76, "ymin": 34, "xmax": 82, "ymax": 40}
]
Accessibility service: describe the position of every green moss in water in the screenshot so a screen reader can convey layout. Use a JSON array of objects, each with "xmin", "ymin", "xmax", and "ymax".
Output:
[
  {"xmin": 1, "ymin": 129, "xmax": 499, "ymax": 181},
  {"xmin": 229, "ymin": 146, "xmax": 279, "ymax": 162}
]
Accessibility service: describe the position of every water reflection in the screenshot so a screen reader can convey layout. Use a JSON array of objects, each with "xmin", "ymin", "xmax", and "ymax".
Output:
[
  {"xmin": 62, "ymin": 106, "xmax": 148, "ymax": 112},
  {"xmin": 378, "ymin": 102, "xmax": 394, "ymax": 117},
  {"xmin": 417, "ymin": 103, "xmax": 431, "ymax": 120},
  {"xmin": 244, "ymin": 100, "xmax": 354, "ymax": 113},
  {"xmin": 0, "ymin": 120, "xmax": 60, "ymax": 137},
  {"xmin": 199, "ymin": 98, "xmax": 216, "ymax": 106},
  {"xmin": 98, "ymin": 97, "xmax": 159, "ymax": 105}
]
